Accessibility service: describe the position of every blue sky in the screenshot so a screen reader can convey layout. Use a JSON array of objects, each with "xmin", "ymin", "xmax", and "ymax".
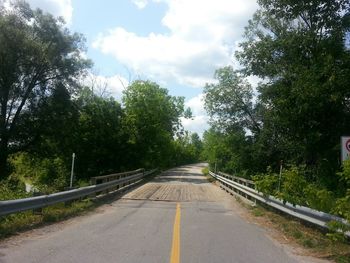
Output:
[{"xmin": 23, "ymin": 0, "xmax": 259, "ymax": 136}]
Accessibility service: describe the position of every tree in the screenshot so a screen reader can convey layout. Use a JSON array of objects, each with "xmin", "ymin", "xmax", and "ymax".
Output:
[
  {"xmin": 190, "ymin": 133, "xmax": 203, "ymax": 159},
  {"xmin": 74, "ymin": 88, "xmax": 127, "ymax": 179},
  {"xmin": 204, "ymin": 66, "xmax": 261, "ymax": 135},
  {"xmin": 122, "ymin": 80, "xmax": 186, "ymax": 168},
  {"xmin": 33, "ymin": 83, "xmax": 79, "ymax": 159},
  {"xmin": 0, "ymin": 1, "xmax": 91, "ymax": 178},
  {"xmin": 202, "ymin": 128, "xmax": 254, "ymax": 176},
  {"xmin": 235, "ymin": 0, "xmax": 350, "ymax": 177}
]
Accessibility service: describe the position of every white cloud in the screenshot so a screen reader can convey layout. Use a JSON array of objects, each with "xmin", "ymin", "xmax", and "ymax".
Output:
[
  {"xmin": 181, "ymin": 116, "xmax": 209, "ymax": 137},
  {"xmin": 181, "ymin": 94, "xmax": 209, "ymax": 136},
  {"xmin": 131, "ymin": 0, "xmax": 148, "ymax": 9},
  {"xmin": 94, "ymin": 0, "xmax": 258, "ymax": 88},
  {"xmin": 246, "ymin": 75, "xmax": 261, "ymax": 88},
  {"xmin": 185, "ymin": 93, "xmax": 206, "ymax": 116},
  {"xmin": 26, "ymin": 0, "xmax": 73, "ymax": 24}
]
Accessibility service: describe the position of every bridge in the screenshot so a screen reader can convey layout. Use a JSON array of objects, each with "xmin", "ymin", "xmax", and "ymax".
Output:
[{"xmin": 0, "ymin": 164, "xmax": 323, "ymax": 263}]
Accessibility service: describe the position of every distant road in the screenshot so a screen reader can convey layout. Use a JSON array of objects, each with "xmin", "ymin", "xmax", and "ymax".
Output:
[{"xmin": 0, "ymin": 164, "xmax": 326, "ymax": 263}]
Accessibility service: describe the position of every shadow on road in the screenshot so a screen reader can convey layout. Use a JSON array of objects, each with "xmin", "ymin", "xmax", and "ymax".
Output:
[{"xmin": 154, "ymin": 165, "xmax": 209, "ymax": 184}]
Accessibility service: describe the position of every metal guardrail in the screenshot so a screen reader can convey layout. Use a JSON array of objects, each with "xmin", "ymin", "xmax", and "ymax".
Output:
[
  {"xmin": 0, "ymin": 169, "xmax": 157, "ymax": 217},
  {"xmin": 90, "ymin": 168, "xmax": 144, "ymax": 185},
  {"xmin": 210, "ymin": 171, "xmax": 350, "ymax": 237},
  {"xmin": 217, "ymin": 171, "xmax": 255, "ymax": 188}
]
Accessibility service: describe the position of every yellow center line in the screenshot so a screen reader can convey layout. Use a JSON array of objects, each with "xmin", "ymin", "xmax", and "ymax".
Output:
[{"xmin": 169, "ymin": 203, "xmax": 181, "ymax": 263}]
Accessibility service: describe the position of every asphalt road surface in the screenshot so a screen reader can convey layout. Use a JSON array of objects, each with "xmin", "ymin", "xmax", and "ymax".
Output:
[{"xmin": 0, "ymin": 164, "xmax": 326, "ymax": 263}]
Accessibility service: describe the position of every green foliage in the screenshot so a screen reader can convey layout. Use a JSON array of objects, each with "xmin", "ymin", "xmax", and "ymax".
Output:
[
  {"xmin": 0, "ymin": 178, "xmax": 28, "ymax": 201},
  {"xmin": 333, "ymin": 193, "xmax": 350, "ymax": 222},
  {"xmin": 190, "ymin": 133, "xmax": 203, "ymax": 159},
  {"xmin": 0, "ymin": 1, "xmax": 203, "ymax": 193},
  {"xmin": 251, "ymin": 207, "xmax": 265, "ymax": 217},
  {"xmin": 253, "ymin": 168, "xmax": 279, "ymax": 196},
  {"xmin": 0, "ymin": 199, "xmax": 94, "ymax": 239},
  {"xmin": 201, "ymin": 128, "xmax": 253, "ymax": 175},
  {"xmin": 252, "ymin": 161, "xmax": 350, "ymax": 241},
  {"xmin": 334, "ymin": 159, "xmax": 350, "ymax": 220},
  {"xmin": 34, "ymin": 83, "xmax": 80, "ymax": 162},
  {"xmin": 171, "ymin": 133, "xmax": 200, "ymax": 167},
  {"xmin": 74, "ymin": 88, "xmax": 128, "ymax": 179},
  {"xmin": 304, "ymin": 185, "xmax": 335, "ymax": 213},
  {"xmin": 338, "ymin": 159, "xmax": 350, "ymax": 186},
  {"xmin": 123, "ymin": 80, "xmax": 188, "ymax": 168},
  {"xmin": 9, "ymin": 152, "xmax": 68, "ymax": 192},
  {"xmin": 202, "ymin": 167, "xmax": 209, "ymax": 176},
  {"xmin": 202, "ymin": 2, "xmax": 350, "ymax": 245},
  {"xmin": 326, "ymin": 159, "xmax": 350, "ymax": 240},
  {"xmin": 204, "ymin": 66, "xmax": 261, "ymax": 134},
  {"xmin": 202, "ymin": 0, "xmax": 350, "ymax": 204},
  {"xmin": 253, "ymin": 165, "xmax": 336, "ymax": 210},
  {"xmin": 277, "ymin": 166, "xmax": 308, "ymax": 206},
  {"xmin": 1, "ymin": 78, "xmax": 202, "ymax": 194},
  {"xmin": 35, "ymin": 158, "xmax": 68, "ymax": 192},
  {"xmin": 0, "ymin": 154, "xmax": 31, "ymax": 200},
  {"xmin": 0, "ymin": 1, "xmax": 91, "ymax": 178},
  {"xmin": 326, "ymin": 220, "xmax": 349, "ymax": 243},
  {"xmin": 235, "ymin": 0, "xmax": 350, "ymax": 173}
]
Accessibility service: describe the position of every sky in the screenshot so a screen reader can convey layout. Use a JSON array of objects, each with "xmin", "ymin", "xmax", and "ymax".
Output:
[{"xmin": 23, "ymin": 0, "xmax": 259, "ymax": 136}]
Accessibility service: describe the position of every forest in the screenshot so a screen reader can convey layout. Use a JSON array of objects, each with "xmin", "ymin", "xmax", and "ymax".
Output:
[
  {"xmin": 0, "ymin": 1, "xmax": 202, "ymax": 198},
  {"xmin": 201, "ymin": 0, "xmax": 350, "ymax": 235}
]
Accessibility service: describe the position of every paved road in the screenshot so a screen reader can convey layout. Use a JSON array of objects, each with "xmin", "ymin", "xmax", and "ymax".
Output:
[{"xmin": 0, "ymin": 164, "xmax": 325, "ymax": 263}]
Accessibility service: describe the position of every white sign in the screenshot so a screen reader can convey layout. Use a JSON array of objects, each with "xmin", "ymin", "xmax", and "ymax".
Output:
[{"xmin": 341, "ymin": 136, "xmax": 350, "ymax": 162}]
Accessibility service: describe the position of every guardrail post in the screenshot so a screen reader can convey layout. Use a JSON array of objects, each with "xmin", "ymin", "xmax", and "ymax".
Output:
[
  {"xmin": 104, "ymin": 178, "xmax": 109, "ymax": 195},
  {"xmin": 64, "ymin": 187, "xmax": 76, "ymax": 206},
  {"xmin": 90, "ymin": 177, "xmax": 96, "ymax": 185},
  {"xmin": 89, "ymin": 178, "xmax": 97, "ymax": 198},
  {"xmin": 33, "ymin": 192, "xmax": 43, "ymax": 215}
]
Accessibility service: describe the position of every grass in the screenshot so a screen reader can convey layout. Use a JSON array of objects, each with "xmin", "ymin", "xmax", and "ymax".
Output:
[
  {"xmin": 234, "ymin": 195, "xmax": 242, "ymax": 203},
  {"xmin": 202, "ymin": 167, "xmax": 216, "ymax": 183},
  {"xmin": 0, "ymin": 171, "xmax": 161, "ymax": 240},
  {"xmin": 0, "ymin": 199, "xmax": 95, "ymax": 239},
  {"xmin": 251, "ymin": 208, "xmax": 265, "ymax": 217},
  {"xmin": 245, "ymin": 205, "xmax": 350, "ymax": 262},
  {"xmin": 202, "ymin": 167, "xmax": 209, "ymax": 176}
]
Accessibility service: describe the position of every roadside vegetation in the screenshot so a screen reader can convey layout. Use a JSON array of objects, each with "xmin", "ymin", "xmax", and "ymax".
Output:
[
  {"xmin": 0, "ymin": 199, "xmax": 94, "ymax": 239},
  {"xmin": 0, "ymin": 1, "xmax": 203, "ymax": 237},
  {"xmin": 246, "ymin": 204, "xmax": 350, "ymax": 263},
  {"xmin": 202, "ymin": 167, "xmax": 216, "ymax": 183},
  {"xmin": 201, "ymin": 0, "xmax": 350, "ymax": 246},
  {"xmin": 0, "ymin": 1, "xmax": 203, "ymax": 197}
]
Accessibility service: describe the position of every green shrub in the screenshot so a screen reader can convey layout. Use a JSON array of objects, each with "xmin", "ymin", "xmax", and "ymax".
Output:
[
  {"xmin": 326, "ymin": 220, "xmax": 349, "ymax": 243},
  {"xmin": 202, "ymin": 167, "xmax": 209, "ymax": 176},
  {"xmin": 253, "ymin": 162, "xmax": 350, "ymax": 242},
  {"xmin": 254, "ymin": 165, "xmax": 336, "ymax": 209},
  {"xmin": 277, "ymin": 166, "xmax": 308, "ymax": 206},
  {"xmin": 253, "ymin": 167, "xmax": 279, "ymax": 196},
  {"xmin": 34, "ymin": 157, "xmax": 68, "ymax": 192},
  {"xmin": 333, "ymin": 160, "xmax": 350, "ymax": 220},
  {"xmin": 304, "ymin": 184, "xmax": 335, "ymax": 212},
  {"xmin": 0, "ymin": 180, "xmax": 28, "ymax": 200},
  {"xmin": 337, "ymin": 159, "xmax": 350, "ymax": 185},
  {"xmin": 326, "ymin": 159, "xmax": 350, "ymax": 241},
  {"xmin": 9, "ymin": 152, "xmax": 69, "ymax": 193}
]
